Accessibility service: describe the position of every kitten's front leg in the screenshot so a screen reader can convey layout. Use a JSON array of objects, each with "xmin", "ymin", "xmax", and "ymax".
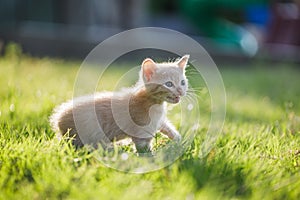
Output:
[
  {"xmin": 132, "ymin": 137, "xmax": 152, "ymax": 154},
  {"xmin": 160, "ymin": 120, "xmax": 181, "ymax": 142}
]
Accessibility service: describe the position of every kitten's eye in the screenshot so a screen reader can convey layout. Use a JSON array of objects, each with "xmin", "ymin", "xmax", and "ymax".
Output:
[
  {"xmin": 165, "ymin": 81, "xmax": 173, "ymax": 87},
  {"xmin": 181, "ymin": 80, "xmax": 185, "ymax": 86}
]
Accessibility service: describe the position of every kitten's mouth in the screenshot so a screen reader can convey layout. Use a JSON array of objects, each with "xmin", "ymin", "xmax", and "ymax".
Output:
[{"xmin": 166, "ymin": 96, "xmax": 180, "ymax": 104}]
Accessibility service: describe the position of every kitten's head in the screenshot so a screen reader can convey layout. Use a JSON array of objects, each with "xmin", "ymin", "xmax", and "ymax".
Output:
[{"xmin": 140, "ymin": 55, "xmax": 189, "ymax": 104}]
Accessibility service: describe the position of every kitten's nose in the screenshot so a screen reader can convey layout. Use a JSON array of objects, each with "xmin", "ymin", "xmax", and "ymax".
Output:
[{"xmin": 177, "ymin": 88, "xmax": 183, "ymax": 96}]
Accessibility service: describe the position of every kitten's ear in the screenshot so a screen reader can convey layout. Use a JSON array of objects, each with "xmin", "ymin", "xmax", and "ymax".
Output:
[
  {"xmin": 177, "ymin": 55, "xmax": 190, "ymax": 70},
  {"xmin": 142, "ymin": 58, "xmax": 157, "ymax": 82}
]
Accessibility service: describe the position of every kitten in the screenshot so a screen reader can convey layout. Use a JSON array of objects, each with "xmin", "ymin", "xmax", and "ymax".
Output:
[{"xmin": 50, "ymin": 55, "xmax": 189, "ymax": 153}]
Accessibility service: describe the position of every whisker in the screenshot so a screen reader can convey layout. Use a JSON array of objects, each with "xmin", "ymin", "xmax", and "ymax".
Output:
[
  {"xmin": 186, "ymin": 91, "xmax": 199, "ymax": 96},
  {"xmin": 183, "ymin": 95, "xmax": 194, "ymax": 102},
  {"xmin": 186, "ymin": 71, "xmax": 201, "ymax": 74},
  {"xmin": 187, "ymin": 89, "xmax": 202, "ymax": 96},
  {"xmin": 187, "ymin": 90, "xmax": 199, "ymax": 95},
  {"xmin": 187, "ymin": 87, "xmax": 207, "ymax": 94},
  {"xmin": 184, "ymin": 93, "xmax": 198, "ymax": 101},
  {"xmin": 187, "ymin": 88, "xmax": 202, "ymax": 93},
  {"xmin": 188, "ymin": 86, "xmax": 203, "ymax": 90}
]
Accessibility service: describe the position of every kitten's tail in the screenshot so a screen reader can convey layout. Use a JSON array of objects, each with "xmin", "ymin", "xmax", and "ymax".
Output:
[
  {"xmin": 49, "ymin": 100, "xmax": 72, "ymax": 134},
  {"xmin": 49, "ymin": 105, "xmax": 62, "ymax": 134}
]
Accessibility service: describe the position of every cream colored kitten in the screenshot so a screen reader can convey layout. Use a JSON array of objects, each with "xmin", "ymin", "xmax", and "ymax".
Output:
[{"xmin": 50, "ymin": 55, "xmax": 189, "ymax": 153}]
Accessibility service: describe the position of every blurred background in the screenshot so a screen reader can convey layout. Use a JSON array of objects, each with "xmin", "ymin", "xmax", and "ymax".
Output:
[{"xmin": 0, "ymin": 0, "xmax": 299, "ymax": 62}]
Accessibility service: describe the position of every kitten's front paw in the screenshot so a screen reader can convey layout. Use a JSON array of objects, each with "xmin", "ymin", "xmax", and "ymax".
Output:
[{"xmin": 173, "ymin": 133, "xmax": 181, "ymax": 142}]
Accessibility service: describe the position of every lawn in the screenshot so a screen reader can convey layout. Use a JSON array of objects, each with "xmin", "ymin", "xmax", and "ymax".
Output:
[{"xmin": 0, "ymin": 45, "xmax": 300, "ymax": 199}]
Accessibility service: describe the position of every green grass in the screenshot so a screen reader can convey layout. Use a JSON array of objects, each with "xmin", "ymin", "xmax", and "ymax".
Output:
[{"xmin": 1, "ymin": 47, "xmax": 300, "ymax": 199}]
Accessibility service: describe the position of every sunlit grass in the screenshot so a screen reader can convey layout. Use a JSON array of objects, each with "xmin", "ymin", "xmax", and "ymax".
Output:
[{"xmin": 0, "ymin": 48, "xmax": 300, "ymax": 199}]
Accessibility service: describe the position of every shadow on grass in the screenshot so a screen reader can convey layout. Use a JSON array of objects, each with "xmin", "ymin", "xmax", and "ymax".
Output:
[{"xmin": 178, "ymin": 154, "xmax": 251, "ymax": 198}]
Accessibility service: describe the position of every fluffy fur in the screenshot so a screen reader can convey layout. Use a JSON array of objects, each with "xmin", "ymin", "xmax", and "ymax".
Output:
[{"xmin": 50, "ymin": 55, "xmax": 190, "ymax": 152}]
